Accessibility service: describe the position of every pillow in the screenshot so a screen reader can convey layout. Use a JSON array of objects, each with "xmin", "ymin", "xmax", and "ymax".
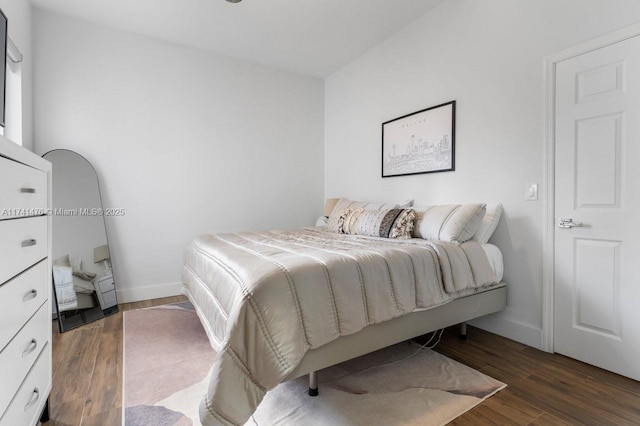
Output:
[
  {"xmin": 54, "ymin": 255, "xmax": 98, "ymax": 281},
  {"xmin": 315, "ymin": 216, "xmax": 329, "ymax": 227},
  {"xmin": 397, "ymin": 199, "xmax": 414, "ymax": 209},
  {"xmin": 473, "ymin": 203, "xmax": 503, "ymax": 244},
  {"xmin": 73, "ymin": 276, "xmax": 96, "ymax": 294},
  {"xmin": 325, "ymin": 207, "xmax": 352, "ymax": 233},
  {"xmin": 331, "ymin": 198, "xmax": 413, "ymax": 215},
  {"xmin": 53, "ymin": 255, "xmax": 71, "ymax": 267},
  {"xmin": 342, "ymin": 208, "xmax": 416, "ymax": 239},
  {"xmin": 413, "ymin": 204, "xmax": 486, "ymax": 243}
]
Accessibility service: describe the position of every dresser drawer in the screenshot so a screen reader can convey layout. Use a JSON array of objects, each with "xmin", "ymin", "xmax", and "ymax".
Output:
[
  {"xmin": 0, "ymin": 342, "xmax": 50, "ymax": 426},
  {"xmin": 0, "ymin": 303, "xmax": 49, "ymax": 419},
  {"xmin": 102, "ymin": 290, "xmax": 117, "ymax": 308},
  {"xmin": 0, "ymin": 260, "xmax": 48, "ymax": 352},
  {"xmin": 0, "ymin": 155, "xmax": 48, "ymax": 220},
  {"xmin": 96, "ymin": 275, "xmax": 114, "ymax": 293},
  {"xmin": 0, "ymin": 216, "xmax": 47, "ymax": 284}
]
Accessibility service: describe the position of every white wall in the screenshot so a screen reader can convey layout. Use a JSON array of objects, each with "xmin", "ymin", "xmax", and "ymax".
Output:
[
  {"xmin": 325, "ymin": 0, "xmax": 640, "ymax": 348},
  {"xmin": 33, "ymin": 10, "xmax": 324, "ymax": 303},
  {"xmin": 0, "ymin": 0, "xmax": 33, "ymax": 150}
]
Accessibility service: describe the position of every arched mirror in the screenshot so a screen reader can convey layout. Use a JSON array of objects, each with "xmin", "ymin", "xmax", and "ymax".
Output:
[{"xmin": 43, "ymin": 149, "xmax": 118, "ymax": 332}]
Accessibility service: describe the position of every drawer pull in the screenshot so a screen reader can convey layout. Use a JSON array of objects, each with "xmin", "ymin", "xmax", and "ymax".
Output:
[
  {"xmin": 21, "ymin": 239, "xmax": 37, "ymax": 248},
  {"xmin": 22, "ymin": 338, "xmax": 38, "ymax": 357},
  {"xmin": 24, "ymin": 388, "xmax": 40, "ymax": 411},
  {"xmin": 20, "ymin": 187, "xmax": 36, "ymax": 194},
  {"xmin": 22, "ymin": 289, "xmax": 38, "ymax": 302}
]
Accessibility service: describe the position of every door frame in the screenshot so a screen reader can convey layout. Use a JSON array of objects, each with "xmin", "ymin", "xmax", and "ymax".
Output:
[{"xmin": 542, "ymin": 22, "xmax": 640, "ymax": 352}]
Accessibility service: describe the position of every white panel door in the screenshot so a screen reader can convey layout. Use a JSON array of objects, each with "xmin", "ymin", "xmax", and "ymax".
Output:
[{"xmin": 554, "ymin": 35, "xmax": 640, "ymax": 380}]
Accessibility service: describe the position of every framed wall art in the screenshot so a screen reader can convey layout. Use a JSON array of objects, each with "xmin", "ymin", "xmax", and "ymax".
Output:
[{"xmin": 382, "ymin": 100, "xmax": 456, "ymax": 178}]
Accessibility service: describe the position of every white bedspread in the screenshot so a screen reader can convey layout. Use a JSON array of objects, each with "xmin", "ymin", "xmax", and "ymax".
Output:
[{"xmin": 182, "ymin": 228, "xmax": 499, "ymax": 426}]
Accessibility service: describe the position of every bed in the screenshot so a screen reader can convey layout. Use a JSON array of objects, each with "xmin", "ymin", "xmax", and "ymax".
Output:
[
  {"xmin": 52, "ymin": 265, "xmax": 98, "ymax": 311},
  {"xmin": 52, "ymin": 255, "xmax": 99, "ymax": 312},
  {"xmin": 183, "ymin": 202, "xmax": 505, "ymax": 426}
]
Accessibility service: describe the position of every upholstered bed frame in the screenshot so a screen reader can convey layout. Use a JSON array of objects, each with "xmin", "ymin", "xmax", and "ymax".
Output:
[{"xmin": 286, "ymin": 285, "xmax": 507, "ymax": 395}]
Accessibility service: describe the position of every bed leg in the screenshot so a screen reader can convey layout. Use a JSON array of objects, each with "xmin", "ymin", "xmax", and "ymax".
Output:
[
  {"xmin": 459, "ymin": 322, "xmax": 467, "ymax": 340},
  {"xmin": 308, "ymin": 371, "xmax": 319, "ymax": 396}
]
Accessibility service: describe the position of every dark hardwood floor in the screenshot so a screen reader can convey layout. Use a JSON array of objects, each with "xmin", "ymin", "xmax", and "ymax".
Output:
[{"xmin": 45, "ymin": 296, "xmax": 640, "ymax": 425}]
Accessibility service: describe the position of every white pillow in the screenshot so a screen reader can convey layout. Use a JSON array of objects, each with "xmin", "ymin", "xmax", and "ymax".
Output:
[
  {"xmin": 473, "ymin": 203, "xmax": 503, "ymax": 244},
  {"xmin": 53, "ymin": 255, "xmax": 71, "ymax": 267},
  {"xmin": 315, "ymin": 216, "xmax": 329, "ymax": 227},
  {"xmin": 331, "ymin": 198, "xmax": 413, "ymax": 214},
  {"xmin": 73, "ymin": 276, "xmax": 96, "ymax": 294},
  {"xmin": 413, "ymin": 204, "xmax": 486, "ymax": 243}
]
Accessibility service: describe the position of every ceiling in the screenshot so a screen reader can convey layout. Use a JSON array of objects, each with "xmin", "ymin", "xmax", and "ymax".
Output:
[{"xmin": 30, "ymin": 0, "xmax": 445, "ymax": 78}]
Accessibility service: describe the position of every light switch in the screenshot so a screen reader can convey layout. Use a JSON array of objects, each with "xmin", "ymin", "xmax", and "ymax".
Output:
[{"xmin": 526, "ymin": 183, "xmax": 538, "ymax": 201}]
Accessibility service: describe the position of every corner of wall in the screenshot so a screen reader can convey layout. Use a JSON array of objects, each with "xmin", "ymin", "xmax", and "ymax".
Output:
[
  {"xmin": 470, "ymin": 313, "xmax": 544, "ymax": 351},
  {"xmin": 117, "ymin": 281, "xmax": 184, "ymax": 304}
]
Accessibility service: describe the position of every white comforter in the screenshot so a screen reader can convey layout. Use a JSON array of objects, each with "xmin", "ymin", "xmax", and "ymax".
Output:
[{"xmin": 182, "ymin": 228, "xmax": 499, "ymax": 426}]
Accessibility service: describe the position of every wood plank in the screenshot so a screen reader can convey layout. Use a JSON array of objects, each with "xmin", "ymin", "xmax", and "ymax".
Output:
[
  {"xmin": 523, "ymin": 346, "xmax": 640, "ymax": 396},
  {"xmin": 451, "ymin": 402, "xmax": 533, "ymax": 426},
  {"xmin": 81, "ymin": 406, "xmax": 122, "ymax": 426},
  {"xmin": 509, "ymin": 365, "xmax": 637, "ymax": 425},
  {"xmin": 434, "ymin": 339, "xmax": 537, "ymax": 384},
  {"xmin": 48, "ymin": 397, "xmax": 85, "ymax": 426},
  {"xmin": 101, "ymin": 311, "xmax": 123, "ymax": 334},
  {"xmin": 50, "ymin": 326, "xmax": 102, "ymax": 406},
  {"xmin": 473, "ymin": 382, "xmax": 543, "ymax": 423},
  {"xmin": 529, "ymin": 413, "xmax": 572, "ymax": 425},
  {"xmin": 82, "ymin": 330, "xmax": 123, "ymax": 418}
]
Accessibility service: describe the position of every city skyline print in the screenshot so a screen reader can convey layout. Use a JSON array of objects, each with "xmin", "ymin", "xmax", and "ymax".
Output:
[{"xmin": 382, "ymin": 100, "xmax": 456, "ymax": 177}]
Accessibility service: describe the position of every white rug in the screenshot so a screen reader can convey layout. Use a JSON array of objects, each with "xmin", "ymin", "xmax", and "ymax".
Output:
[
  {"xmin": 251, "ymin": 342, "xmax": 505, "ymax": 426},
  {"xmin": 124, "ymin": 303, "xmax": 505, "ymax": 426}
]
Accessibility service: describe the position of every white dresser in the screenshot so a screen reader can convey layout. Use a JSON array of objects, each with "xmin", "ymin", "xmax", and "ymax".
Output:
[
  {"xmin": 0, "ymin": 135, "xmax": 52, "ymax": 426},
  {"xmin": 94, "ymin": 274, "xmax": 117, "ymax": 312}
]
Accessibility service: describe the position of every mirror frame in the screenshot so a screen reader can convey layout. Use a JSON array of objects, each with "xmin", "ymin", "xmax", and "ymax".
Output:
[{"xmin": 43, "ymin": 149, "xmax": 119, "ymax": 332}]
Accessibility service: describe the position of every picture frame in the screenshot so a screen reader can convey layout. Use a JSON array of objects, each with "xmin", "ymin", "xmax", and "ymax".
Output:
[{"xmin": 382, "ymin": 100, "xmax": 456, "ymax": 178}]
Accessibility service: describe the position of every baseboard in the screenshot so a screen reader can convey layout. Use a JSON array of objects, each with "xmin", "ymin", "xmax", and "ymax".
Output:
[
  {"xmin": 117, "ymin": 281, "xmax": 183, "ymax": 304},
  {"xmin": 469, "ymin": 313, "xmax": 544, "ymax": 351}
]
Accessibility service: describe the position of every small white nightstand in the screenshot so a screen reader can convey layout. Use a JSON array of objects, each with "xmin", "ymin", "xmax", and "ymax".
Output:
[{"xmin": 94, "ymin": 274, "xmax": 117, "ymax": 311}]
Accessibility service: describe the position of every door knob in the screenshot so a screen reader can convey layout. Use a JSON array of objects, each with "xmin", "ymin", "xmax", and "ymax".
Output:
[{"xmin": 558, "ymin": 217, "xmax": 584, "ymax": 229}]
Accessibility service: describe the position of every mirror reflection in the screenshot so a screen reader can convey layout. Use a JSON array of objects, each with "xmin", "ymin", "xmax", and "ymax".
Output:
[{"xmin": 43, "ymin": 149, "xmax": 118, "ymax": 332}]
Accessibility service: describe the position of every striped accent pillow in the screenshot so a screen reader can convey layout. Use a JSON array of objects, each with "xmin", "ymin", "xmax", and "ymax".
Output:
[{"xmin": 342, "ymin": 208, "xmax": 416, "ymax": 239}]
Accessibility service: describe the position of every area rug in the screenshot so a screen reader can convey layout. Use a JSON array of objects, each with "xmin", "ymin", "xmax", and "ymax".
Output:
[{"xmin": 124, "ymin": 303, "xmax": 506, "ymax": 425}]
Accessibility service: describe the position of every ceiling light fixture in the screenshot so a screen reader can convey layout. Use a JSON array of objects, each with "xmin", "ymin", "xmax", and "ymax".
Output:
[{"xmin": 226, "ymin": 0, "xmax": 242, "ymax": 3}]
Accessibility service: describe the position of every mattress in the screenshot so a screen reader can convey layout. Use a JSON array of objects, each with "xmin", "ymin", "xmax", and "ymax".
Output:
[{"xmin": 183, "ymin": 228, "xmax": 502, "ymax": 425}]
